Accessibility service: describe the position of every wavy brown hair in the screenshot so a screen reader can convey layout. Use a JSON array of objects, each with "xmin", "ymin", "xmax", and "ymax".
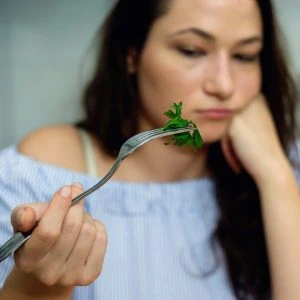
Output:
[{"xmin": 77, "ymin": 0, "xmax": 298, "ymax": 298}]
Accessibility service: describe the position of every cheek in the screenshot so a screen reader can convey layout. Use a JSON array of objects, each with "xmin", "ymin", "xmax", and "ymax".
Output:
[
  {"xmin": 138, "ymin": 57, "xmax": 193, "ymax": 101},
  {"xmin": 136, "ymin": 53, "xmax": 177, "ymax": 127},
  {"xmin": 236, "ymin": 71, "xmax": 261, "ymax": 106},
  {"xmin": 137, "ymin": 51, "xmax": 196, "ymax": 124}
]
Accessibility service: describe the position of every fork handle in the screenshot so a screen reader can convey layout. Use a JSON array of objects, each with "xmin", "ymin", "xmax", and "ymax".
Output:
[
  {"xmin": 0, "ymin": 231, "xmax": 32, "ymax": 263},
  {"xmin": 70, "ymin": 158, "xmax": 122, "ymax": 206}
]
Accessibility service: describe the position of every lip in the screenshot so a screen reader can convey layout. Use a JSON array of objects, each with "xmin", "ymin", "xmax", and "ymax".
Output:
[{"xmin": 196, "ymin": 109, "xmax": 233, "ymax": 119}]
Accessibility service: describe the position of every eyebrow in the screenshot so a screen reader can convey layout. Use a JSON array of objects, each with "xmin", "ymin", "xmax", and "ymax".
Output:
[{"xmin": 170, "ymin": 27, "xmax": 262, "ymax": 46}]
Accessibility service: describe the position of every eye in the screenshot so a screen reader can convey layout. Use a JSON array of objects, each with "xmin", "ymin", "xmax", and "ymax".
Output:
[
  {"xmin": 233, "ymin": 53, "xmax": 260, "ymax": 63},
  {"xmin": 177, "ymin": 47, "xmax": 206, "ymax": 58}
]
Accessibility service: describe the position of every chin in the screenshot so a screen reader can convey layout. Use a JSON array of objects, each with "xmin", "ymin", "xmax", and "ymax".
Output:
[{"xmin": 197, "ymin": 124, "xmax": 229, "ymax": 145}]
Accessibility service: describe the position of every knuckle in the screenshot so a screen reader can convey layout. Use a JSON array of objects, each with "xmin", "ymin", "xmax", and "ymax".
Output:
[
  {"xmin": 94, "ymin": 221, "xmax": 108, "ymax": 244},
  {"xmin": 35, "ymin": 226, "xmax": 59, "ymax": 245},
  {"xmin": 81, "ymin": 223, "xmax": 96, "ymax": 240},
  {"xmin": 15, "ymin": 255, "xmax": 35, "ymax": 274},
  {"xmin": 39, "ymin": 270, "xmax": 58, "ymax": 286},
  {"xmin": 91, "ymin": 266, "xmax": 103, "ymax": 280},
  {"xmin": 77, "ymin": 266, "xmax": 103, "ymax": 286},
  {"xmin": 94, "ymin": 220, "xmax": 106, "ymax": 232},
  {"xmin": 83, "ymin": 212, "xmax": 93, "ymax": 222},
  {"xmin": 60, "ymin": 275, "xmax": 76, "ymax": 287},
  {"xmin": 96, "ymin": 230, "xmax": 108, "ymax": 246},
  {"xmin": 62, "ymin": 219, "xmax": 81, "ymax": 235},
  {"xmin": 78, "ymin": 274, "xmax": 95, "ymax": 286}
]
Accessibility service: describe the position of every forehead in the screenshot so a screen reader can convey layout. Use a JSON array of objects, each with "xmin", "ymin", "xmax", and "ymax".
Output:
[{"xmin": 155, "ymin": 0, "xmax": 262, "ymax": 40}]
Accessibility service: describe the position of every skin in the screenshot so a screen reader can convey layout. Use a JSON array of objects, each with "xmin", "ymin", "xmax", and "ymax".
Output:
[{"xmin": 2, "ymin": 0, "xmax": 300, "ymax": 299}]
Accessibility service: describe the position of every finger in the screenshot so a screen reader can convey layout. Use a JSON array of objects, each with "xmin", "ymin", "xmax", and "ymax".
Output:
[
  {"xmin": 82, "ymin": 220, "xmax": 108, "ymax": 285},
  {"xmin": 11, "ymin": 205, "xmax": 35, "ymax": 233},
  {"xmin": 221, "ymin": 137, "xmax": 242, "ymax": 174},
  {"xmin": 12, "ymin": 181, "xmax": 85, "ymax": 231},
  {"xmin": 11, "ymin": 202, "xmax": 52, "ymax": 233},
  {"xmin": 39, "ymin": 183, "xmax": 85, "ymax": 275},
  {"xmin": 60, "ymin": 213, "xmax": 97, "ymax": 286},
  {"xmin": 17, "ymin": 185, "xmax": 73, "ymax": 266}
]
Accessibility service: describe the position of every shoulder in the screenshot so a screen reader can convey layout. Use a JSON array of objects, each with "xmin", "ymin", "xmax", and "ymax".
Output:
[{"xmin": 17, "ymin": 124, "xmax": 86, "ymax": 172}]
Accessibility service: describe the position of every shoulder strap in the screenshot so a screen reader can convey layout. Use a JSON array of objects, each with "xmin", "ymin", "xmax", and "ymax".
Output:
[{"xmin": 79, "ymin": 129, "xmax": 98, "ymax": 177}]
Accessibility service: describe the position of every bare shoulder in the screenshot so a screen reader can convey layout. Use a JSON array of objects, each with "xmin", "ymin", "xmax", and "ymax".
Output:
[{"xmin": 18, "ymin": 124, "xmax": 86, "ymax": 172}]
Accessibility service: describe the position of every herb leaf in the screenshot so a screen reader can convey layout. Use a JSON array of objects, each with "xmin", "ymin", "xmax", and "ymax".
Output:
[{"xmin": 161, "ymin": 102, "xmax": 203, "ymax": 149}]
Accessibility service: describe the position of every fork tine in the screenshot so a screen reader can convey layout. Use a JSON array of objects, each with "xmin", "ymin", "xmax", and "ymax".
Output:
[
  {"xmin": 134, "ymin": 126, "xmax": 195, "ymax": 141},
  {"xmin": 119, "ymin": 127, "xmax": 195, "ymax": 159},
  {"xmin": 136, "ymin": 126, "xmax": 195, "ymax": 143},
  {"xmin": 132, "ymin": 128, "xmax": 163, "ymax": 140}
]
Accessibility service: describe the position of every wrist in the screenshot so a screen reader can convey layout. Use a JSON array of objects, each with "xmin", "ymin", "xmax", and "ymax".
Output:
[
  {"xmin": 1, "ymin": 266, "xmax": 74, "ymax": 300},
  {"xmin": 254, "ymin": 155, "xmax": 294, "ymax": 191}
]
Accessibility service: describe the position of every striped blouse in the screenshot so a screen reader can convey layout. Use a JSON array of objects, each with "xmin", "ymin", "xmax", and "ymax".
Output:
[{"xmin": 0, "ymin": 139, "xmax": 299, "ymax": 299}]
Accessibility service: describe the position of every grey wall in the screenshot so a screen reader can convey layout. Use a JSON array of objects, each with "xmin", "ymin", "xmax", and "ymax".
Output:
[
  {"xmin": 0, "ymin": 4, "xmax": 12, "ymax": 148},
  {"xmin": 0, "ymin": 0, "xmax": 299, "ymax": 149},
  {"xmin": 274, "ymin": 0, "xmax": 300, "ymax": 74},
  {"xmin": 0, "ymin": 0, "xmax": 112, "ymax": 149}
]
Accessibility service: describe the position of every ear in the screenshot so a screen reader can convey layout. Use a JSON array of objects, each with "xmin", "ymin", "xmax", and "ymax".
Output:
[{"xmin": 126, "ymin": 48, "xmax": 138, "ymax": 74}]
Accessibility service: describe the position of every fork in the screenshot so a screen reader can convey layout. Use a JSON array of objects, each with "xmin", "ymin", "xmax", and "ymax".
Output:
[{"xmin": 0, "ymin": 125, "xmax": 196, "ymax": 263}]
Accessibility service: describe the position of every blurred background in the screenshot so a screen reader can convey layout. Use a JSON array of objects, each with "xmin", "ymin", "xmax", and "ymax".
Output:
[{"xmin": 0, "ymin": 0, "xmax": 299, "ymax": 150}]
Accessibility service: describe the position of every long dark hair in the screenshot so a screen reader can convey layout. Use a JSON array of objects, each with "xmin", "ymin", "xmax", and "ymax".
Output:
[{"xmin": 78, "ymin": 0, "xmax": 298, "ymax": 298}]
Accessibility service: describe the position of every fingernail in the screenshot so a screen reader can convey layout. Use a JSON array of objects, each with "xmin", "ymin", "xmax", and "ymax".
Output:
[
  {"xmin": 60, "ymin": 186, "xmax": 71, "ymax": 198},
  {"xmin": 16, "ymin": 208, "xmax": 25, "ymax": 227},
  {"xmin": 72, "ymin": 182, "xmax": 82, "ymax": 189}
]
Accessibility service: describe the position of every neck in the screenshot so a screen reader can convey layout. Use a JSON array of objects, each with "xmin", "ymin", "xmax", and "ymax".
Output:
[{"xmin": 117, "ymin": 137, "xmax": 210, "ymax": 182}]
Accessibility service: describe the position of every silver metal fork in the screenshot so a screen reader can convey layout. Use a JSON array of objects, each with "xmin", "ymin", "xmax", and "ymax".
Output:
[{"xmin": 0, "ymin": 125, "xmax": 196, "ymax": 263}]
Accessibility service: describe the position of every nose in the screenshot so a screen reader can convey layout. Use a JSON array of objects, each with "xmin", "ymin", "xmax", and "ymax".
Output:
[{"xmin": 203, "ymin": 52, "xmax": 235, "ymax": 100}]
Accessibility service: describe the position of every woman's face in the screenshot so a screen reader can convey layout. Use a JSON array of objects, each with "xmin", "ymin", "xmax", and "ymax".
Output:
[{"xmin": 131, "ymin": 0, "xmax": 263, "ymax": 143}]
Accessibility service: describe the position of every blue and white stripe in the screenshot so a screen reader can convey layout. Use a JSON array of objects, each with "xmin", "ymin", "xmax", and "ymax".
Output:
[{"xmin": 0, "ymin": 144, "xmax": 299, "ymax": 299}]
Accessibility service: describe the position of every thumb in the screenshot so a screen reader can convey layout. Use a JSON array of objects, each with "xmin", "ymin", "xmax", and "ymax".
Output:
[{"xmin": 11, "ymin": 202, "xmax": 49, "ymax": 233}]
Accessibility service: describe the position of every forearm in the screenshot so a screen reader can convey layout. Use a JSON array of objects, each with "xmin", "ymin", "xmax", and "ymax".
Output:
[
  {"xmin": 0, "ymin": 266, "xmax": 74, "ymax": 300},
  {"xmin": 257, "ymin": 159, "xmax": 300, "ymax": 300}
]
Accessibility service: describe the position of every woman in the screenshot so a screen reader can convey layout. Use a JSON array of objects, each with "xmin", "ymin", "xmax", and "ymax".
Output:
[{"xmin": 0, "ymin": 0, "xmax": 299, "ymax": 299}]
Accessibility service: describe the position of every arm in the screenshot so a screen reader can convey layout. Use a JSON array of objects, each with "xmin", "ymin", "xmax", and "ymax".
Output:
[
  {"xmin": 257, "ymin": 158, "xmax": 300, "ymax": 300},
  {"xmin": 221, "ymin": 94, "xmax": 300, "ymax": 299}
]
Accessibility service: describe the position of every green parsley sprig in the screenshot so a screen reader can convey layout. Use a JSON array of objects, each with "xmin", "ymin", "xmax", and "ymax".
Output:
[{"xmin": 161, "ymin": 102, "xmax": 203, "ymax": 149}]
